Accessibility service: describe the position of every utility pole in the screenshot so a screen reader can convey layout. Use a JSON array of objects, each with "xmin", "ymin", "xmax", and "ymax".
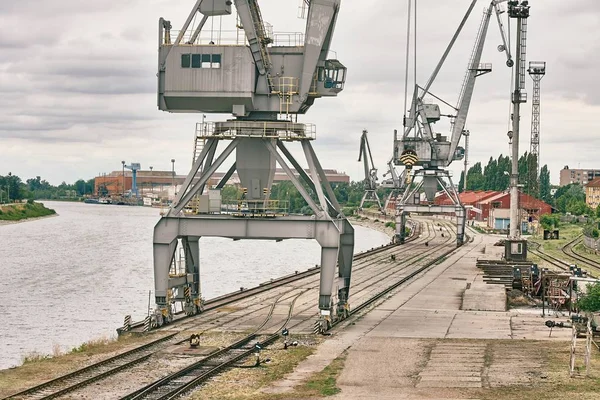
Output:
[
  {"xmin": 507, "ymin": 0, "xmax": 530, "ymax": 260},
  {"xmin": 171, "ymin": 159, "xmax": 176, "ymax": 198},
  {"xmin": 121, "ymin": 160, "xmax": 126, "ymax": 197},
  {"xmin": 462, "ymin": 130, "xmax": 470, "ymax": 192}
]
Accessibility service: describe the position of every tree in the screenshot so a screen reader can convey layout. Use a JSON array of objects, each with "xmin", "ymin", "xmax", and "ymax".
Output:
[
  {"xmin": 458, "ymin": 171, "xmax": 465, "ymax": 193},
  {"xmin": 526, "ymin": 153, "xmax": 539, "ymax": 197},
  {"xmin": 466, "ymin": 162, "xmax": 485, "ymax": 191},
  {"xmin": 539, "ymin": 214, "xmax": 560, "ymax": 230},
  {"xmin": 483, "ymin": 157, "xmax": 498, "ymax": 190},
  {"xmin": 577, "ymin": 283, "xmax": 600, "ymax": 313},
  {"xmin": 539, "ymin": 165, "xmax": 551, "ymax": 204},
  {"xmin": 555, "ymin": 183, "xmax": 586, "ymax": 214}
]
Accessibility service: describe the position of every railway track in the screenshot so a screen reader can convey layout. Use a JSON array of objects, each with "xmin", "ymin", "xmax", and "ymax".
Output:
[
  {"xmin": 3, "ymin": 219, "xmax": 457, "ymax": 400},
  {"xmin": 529, "ymin": 236, "xmax": 598, "ymax": 278},
  {"xmin": 561, "ymin": 235, "xmax": 600, "ymax": 273},
  {"xmin": 117, "ymin": 220, "xmax": 462, "ymax": 399},
  {"xmin": 124, "ymin": 220, "xmax": 420, "ymax": 334},
  {"xmin": 120, "ymin": 290, "xmax": 308, "ymax": 400},
  {"xmin": 528, "ymin": 241, "xmax": 571, "ymax": 271},
  {"xmin": 5, "ymin": 334, "xmax": 180, "ymax": 400}
]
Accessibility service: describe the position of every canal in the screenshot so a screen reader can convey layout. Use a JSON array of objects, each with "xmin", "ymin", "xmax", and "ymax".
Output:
[{"xmin": 0, "ymin": 201, "xmax": 390, "ymax": 369}]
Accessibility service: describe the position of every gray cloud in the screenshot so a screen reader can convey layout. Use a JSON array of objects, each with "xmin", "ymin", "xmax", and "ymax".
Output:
[{"xmin": 0, "ymin": 0, "xmax": 599, "ymax": 186}]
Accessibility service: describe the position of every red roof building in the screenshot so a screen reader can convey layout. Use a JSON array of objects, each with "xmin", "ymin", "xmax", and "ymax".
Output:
[{"xmin": 434, "ymin": 190, "xmax": 552, "ymax": 223}]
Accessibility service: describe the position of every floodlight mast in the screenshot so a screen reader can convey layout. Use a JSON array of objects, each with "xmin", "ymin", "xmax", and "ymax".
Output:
[
  {"xmin": 394, "ymin": 0, "xmax": 511, "ymax": 245},
  {"xmin": 152, "ymin": 0, "xmax": 353, "ymax": 334}
]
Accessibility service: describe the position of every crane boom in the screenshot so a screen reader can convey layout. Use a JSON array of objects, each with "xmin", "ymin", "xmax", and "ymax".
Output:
[
  {"xmin": 299, "ymin": 0, "xmax": 341, "ymax": 101},
  {"xmin": 447, "ymin": 3, "xmax": 495, "ymax": 164},
  {"xmin": 234, "ymin": 0, "xmax": 272, "ymax": 76}
]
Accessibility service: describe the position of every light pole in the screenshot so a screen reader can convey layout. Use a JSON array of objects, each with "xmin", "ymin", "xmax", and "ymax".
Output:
[
  {"xmin": 121, "ymin": 160, "xmax": 126, "ymax": 197},
  {"xmin": 171, "ymin": 159, "xmax": 176, "ymax": 199}
]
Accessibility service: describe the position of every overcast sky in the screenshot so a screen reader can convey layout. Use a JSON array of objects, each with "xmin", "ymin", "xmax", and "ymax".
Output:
[{"xmin": 0, "ymin": 0, "xmax": 597, "ymax": 186}]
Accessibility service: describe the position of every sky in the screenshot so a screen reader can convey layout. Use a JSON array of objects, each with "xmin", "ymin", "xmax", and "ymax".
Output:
[{"xmin": 0, "ymin": 0, "xmax": 598, "ymax": 186}]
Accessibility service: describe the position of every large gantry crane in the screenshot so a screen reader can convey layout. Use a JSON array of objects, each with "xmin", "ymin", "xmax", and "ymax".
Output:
[
  {"xmin": 153, "ymin": 0, "xmax": 352, "ymax": 333},
  {"xmin": 358, "ymin": 129, "xmax": 382, "ymax": 210},
  {"xmin": 395, "ymin": 0, "xmax": 513, "ymax": 244}
]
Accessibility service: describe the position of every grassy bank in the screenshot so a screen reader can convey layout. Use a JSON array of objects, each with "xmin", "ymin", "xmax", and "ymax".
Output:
[{"xmin": 0, "ymin": 202, "xmax": 56, "ymax": 221}]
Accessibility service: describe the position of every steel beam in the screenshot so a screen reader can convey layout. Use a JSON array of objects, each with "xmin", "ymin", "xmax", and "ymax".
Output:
[
  {"xmin": 277, "ymin": 141, "xmax": 338, "ymax": 216},
  {"xmin": 171, "ymin": 139, "xmax": 239, "ymax": 215},
  {"xmin": 264, "ymin": 140, "xmax": 322, "ymax": 215}
]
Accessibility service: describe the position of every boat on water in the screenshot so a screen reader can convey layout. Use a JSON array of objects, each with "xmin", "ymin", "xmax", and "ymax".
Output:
[{"xmin": 83, "ymin": 197, "xmax": 111, "ymax": 205}]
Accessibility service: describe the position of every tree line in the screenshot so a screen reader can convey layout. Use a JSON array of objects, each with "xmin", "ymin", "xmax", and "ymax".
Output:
[
  {"xmin": 458, "ymin": 152, "xmax": 594, "ymax": 216},
  {"xmin": 458, "ymin": 152, "xmax": 550, "ymax": 202},
  {"xmin": 0, "ymin": 173, "xmax": 95, "ymax": 203}
]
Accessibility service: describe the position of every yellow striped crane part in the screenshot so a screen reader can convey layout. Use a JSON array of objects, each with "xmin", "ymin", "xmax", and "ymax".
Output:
[{"xmin": 400, "ymin": 149, "xmax": 418, "ymax": 185}]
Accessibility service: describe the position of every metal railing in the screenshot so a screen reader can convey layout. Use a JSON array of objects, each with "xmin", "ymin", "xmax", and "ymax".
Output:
[
  {"xmin": 195, "ymin": 121, "xmax": 316, "ymax": 140},
  {"xmin": 167, "ymin": 29, "xmax": 248, "ymax": 46},
  {"xmin": 272, "ymin": 32, "xmax": 305, "ymax": 46},
  {"xmin": 164, "ymin": 29, "xmax": 304, "ymax": 47},
  {"xmin": 222, "ymin": 199, "xmax": 290, "ymax": 217}
]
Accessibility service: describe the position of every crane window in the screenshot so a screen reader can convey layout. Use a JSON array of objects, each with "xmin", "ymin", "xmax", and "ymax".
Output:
[
  {"xmin": 181, "ymin": 54, "xmax": 222, "ymax": 69},
  {"xmin": 192, "ymin": 54, "xmax": 201, "ymax": 68},
  {"xmin": 201, "ymin": 54, "xmax": 211, "ymax": 68},
  {"xmin": 321, "ymin": 60, "xmax": 346, "ymax": 89},
  {"xmin": 181, "ymin": 54, "xmax": 191, "ymax": 68}
]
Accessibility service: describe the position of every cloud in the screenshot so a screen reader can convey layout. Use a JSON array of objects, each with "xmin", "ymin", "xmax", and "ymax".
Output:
[{"xmin": 0, "ymin": 0, "xmax": 598, "ymax": 187}]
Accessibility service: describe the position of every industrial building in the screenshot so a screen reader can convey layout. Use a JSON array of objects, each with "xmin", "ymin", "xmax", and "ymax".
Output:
[
  {"xmin": 559, "ymin": 166, "xmax": 600, "ymax": 186},
  {"xmin": 434, "ymin": 190, "xmax": 552, "ymax": 230},
  {"xmin": 585, "ymin": 178, "xmax": 600, "ymax": 209},
  {"xmin": 94, "ymin": 168, "xmax": 349, "ymax": 200}
]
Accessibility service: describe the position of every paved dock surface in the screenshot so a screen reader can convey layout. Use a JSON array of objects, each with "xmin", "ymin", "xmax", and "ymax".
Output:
[{"xmin": 265, "ymin": 230, "xmax": 569, "ymax": 399}]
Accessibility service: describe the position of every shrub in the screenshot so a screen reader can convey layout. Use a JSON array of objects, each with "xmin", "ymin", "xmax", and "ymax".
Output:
[
  {"xmin": 342, "ymin": 206, "xmax": 357, "ymax": 216},
  {"xmin": 578, "ymin": 283, "xmax": 600, "ymax": 312}
]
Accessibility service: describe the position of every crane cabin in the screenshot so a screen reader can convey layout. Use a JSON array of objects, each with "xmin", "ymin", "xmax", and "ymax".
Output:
[{"xmin": 157, "ymin": 0, "xmax": 347, "ymax": 118}]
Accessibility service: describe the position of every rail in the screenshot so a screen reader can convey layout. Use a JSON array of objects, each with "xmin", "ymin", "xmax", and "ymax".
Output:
[
  {"xmin": 8, "ymin": 220, "xmax": 444, "ymax": 399},
  {"xmin": 121, "ymin": 290, "xmax": 305, "ymax": 400},
  {"xmin": 3, "ymin": 333, "xmax": 178, "ymax": 400}
]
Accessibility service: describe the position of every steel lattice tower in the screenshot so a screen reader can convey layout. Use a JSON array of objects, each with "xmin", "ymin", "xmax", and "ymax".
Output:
[{"xmin": 528, "ymin": 61, "xmax": 546, "ymax": 172}]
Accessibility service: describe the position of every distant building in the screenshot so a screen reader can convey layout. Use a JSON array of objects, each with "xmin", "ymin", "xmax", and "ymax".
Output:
[
  {"xmin": 94, "ymin": 168, "xmax": 349, "ymax": 199},
  {"xmin": 559, "ymin": 165, "xmax": 600, "ymax": 186},
  {"xmin": 434, "ymin": 190, "xmax": 552, "ymax": 230},
  {"xmin": 585, "ymin": 178, "xmax": 600, "ymax": 209}
]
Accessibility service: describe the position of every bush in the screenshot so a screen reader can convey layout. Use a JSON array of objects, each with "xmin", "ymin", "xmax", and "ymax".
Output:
[
  {"xmin": 342, "ymin": 206, "xmax": 356, "ymax": 216},
  {"xmin": 578, "ymin": 283, "xmax": 600, "ymax": 312}
]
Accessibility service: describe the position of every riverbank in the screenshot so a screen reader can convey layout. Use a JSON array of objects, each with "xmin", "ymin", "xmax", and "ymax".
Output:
[
  {"xmin": 0, "ymin": 202, "xmax": 57, "ymax": 224},
  {"xmin": 348, "ymin": 213, "xmax": 396, "ymax": 238}
]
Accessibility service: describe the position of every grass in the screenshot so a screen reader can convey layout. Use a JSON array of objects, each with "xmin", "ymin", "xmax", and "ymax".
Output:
[
  {"xmin": 529, "ymin": 223, "xmax": 584, "ymax": 268},
  {"xmin": 0, "ymin": 202, "xmax": 56, "ymax": 221},
  {"xmin": 187, "ymin": 335, "xmax": 350, "ymax": 400},
  {"xmin": 530, "ymin": 223, "xmax": 582, "ymax": 252},
  {"xmin": 189, "ymin": 335, "xmax": 319, "ymax": 400},
  {"xmin": 0, "ymin": 333, "xmax": 163, "ymax": 398},
  {"xmin": 574, "ymin": 243, "xmax": 600, "ymax": 263},
  {"xmin": 299, "ymin": 351, "xmax": 347, "ymax": 396}
]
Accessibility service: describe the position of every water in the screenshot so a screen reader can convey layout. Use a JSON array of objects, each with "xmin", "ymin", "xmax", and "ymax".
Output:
[{"xmin": 0, "ymin": 201, "xmax": 389, "ymax": 369}]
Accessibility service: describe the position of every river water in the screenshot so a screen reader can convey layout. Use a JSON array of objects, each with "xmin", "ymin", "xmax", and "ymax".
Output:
[{"xmin": 0, "ymin": 201, "xmax": 389, "ymax": 369}]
